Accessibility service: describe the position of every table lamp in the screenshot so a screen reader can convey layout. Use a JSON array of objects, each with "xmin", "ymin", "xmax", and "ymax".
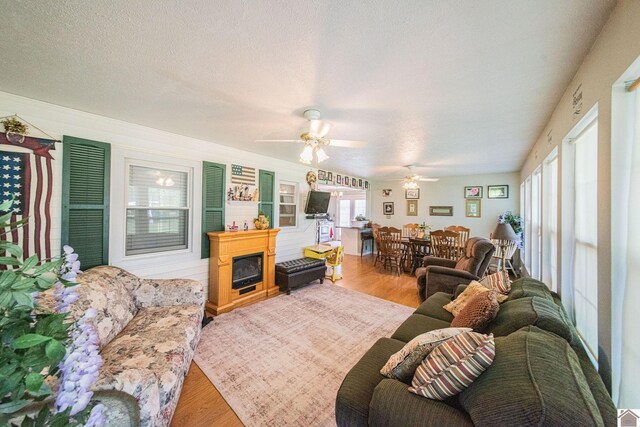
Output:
[{"xmin": 491, "ymin": 222, "xmax": 517, "ymax": 272}]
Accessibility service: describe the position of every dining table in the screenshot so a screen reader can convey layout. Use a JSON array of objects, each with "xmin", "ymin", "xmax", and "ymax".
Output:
[{"xmin": 405, "ymin": 236, "xmax": 431, "ymax": 275}]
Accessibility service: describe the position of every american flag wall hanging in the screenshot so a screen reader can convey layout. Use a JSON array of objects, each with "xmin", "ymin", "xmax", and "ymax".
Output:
[
  {"xmin": 231, "ymin": 164, "xmax": 256, "ymax": 185},
  {"xmin": 0, "ymin": 132, "xmax": 56, "ymax": 261}
]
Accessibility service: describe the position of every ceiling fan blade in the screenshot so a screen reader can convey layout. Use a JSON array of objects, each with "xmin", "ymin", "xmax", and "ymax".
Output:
[
  {"xmin": 255, "ymin": 139, "xmax": 303, "ymax": 143},
  {"xmin": 308, "ymin": 120, "xmax": 332, "ymax": 138},
  {"xmin": 418, "ymin": 178, "xmax": 440, "ymax": 182},
  {"xmin": 328, "ymin": 139, "xmax": 368, "ymax": 148}
]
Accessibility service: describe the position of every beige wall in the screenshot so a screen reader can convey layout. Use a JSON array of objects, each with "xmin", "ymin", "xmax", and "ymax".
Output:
[
  {"xmin": 518, "ymin": 0, "xmax": 640, "ymax": 389},
  {"xmin": 371, "ymin": 172, "xmax": 520, "ymax": 238}
]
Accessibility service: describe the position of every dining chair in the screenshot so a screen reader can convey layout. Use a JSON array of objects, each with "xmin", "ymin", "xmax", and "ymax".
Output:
[
  {"xmin": 409, "ymin": 237, "xmax": 431, "ymax": 275},
  {"xmin": 445, "ymin": 225, "xmax": 469, "ymax": 258},
  {"xmin": 402, "ymin": 223, "xmax": 420, "ymax": 239},
  {"xmin": 372, "ymin": 223, "xmax": 382, "ymax": 266},
  {"xmin": 377, "ymin": 226, "xmax": 403, "ymax": 275},
  {"xmin": 490, "ymin": 238, "xmax": 519, "ymax": 277},
  {"xmin": 429, "ymin": 229, "xmax": 460, "ymax": 261}
]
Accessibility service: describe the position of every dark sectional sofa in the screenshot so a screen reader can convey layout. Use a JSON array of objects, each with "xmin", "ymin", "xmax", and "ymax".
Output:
[{"xmin": 336, "ymin": 278, "xmax": 616, "ymax": 426}]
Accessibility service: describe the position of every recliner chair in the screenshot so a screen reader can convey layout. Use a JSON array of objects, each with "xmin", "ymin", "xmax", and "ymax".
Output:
[{"xmin": 416, "ymin": 236, "xmax": 495, "ymax": 300}]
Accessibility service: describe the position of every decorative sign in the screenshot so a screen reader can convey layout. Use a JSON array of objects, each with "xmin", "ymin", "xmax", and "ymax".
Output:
[
  {"xmin": 572, "ymin": 84, "xmax": 582, "ymax": 117},
  {"xmin": 429, "ymin": 206, "xmax": 453, "ymax": 216},
  {"xmin": 228, "ymin": 164, "xmax": 258, "ymax": 201}
]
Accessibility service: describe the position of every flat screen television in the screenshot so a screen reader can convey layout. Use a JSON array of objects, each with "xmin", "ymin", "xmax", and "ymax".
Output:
[{"xmin": 304, "ymin": 191, "xmax": 331, "ymax": 214}]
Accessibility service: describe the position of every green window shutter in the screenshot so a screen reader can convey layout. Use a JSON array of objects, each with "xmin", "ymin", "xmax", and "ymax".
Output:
[
  {"xmin": 61, "ymin": 136, "xmax": 111, "ymax": 269},
  {"xmin": 258, "ymin": 170, "xmax": 275, "ymax": 227},
  {"xmin": 201, "ymin": 161, "xmax": 226, "ymax": 258}
]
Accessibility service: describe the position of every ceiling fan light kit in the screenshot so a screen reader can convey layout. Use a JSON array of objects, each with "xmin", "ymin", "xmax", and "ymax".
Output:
[{"xmin": 257, "ymin": 108, "xmax": 366, "ymax": 165}]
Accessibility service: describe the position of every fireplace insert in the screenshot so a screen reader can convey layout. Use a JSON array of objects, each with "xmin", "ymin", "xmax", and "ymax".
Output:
[{"xmin": 232, "ymin": 252, "xmax": 264, "ymax": 289}]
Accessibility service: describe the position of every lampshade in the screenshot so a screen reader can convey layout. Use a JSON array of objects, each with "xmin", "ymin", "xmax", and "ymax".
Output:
[
  {"xmin": 299, "ymin": 145, "xmax": 314, "ymax": 164},
  {"xmin": 316, "ymin": 147, "xmax": 329, "ymax": 162},
  {"xmin": 492, "ymin": 222, "xmax": 517, "ymax": 241}
]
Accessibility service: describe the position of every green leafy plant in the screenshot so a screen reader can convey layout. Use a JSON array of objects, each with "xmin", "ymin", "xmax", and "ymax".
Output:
[
  {"xmin": 498, "ymin": 211, "xmax": 523, "ymax": 248},
  {"xmin": 0, "ymin": 199, "xmax": 105, "ymax": 426}
]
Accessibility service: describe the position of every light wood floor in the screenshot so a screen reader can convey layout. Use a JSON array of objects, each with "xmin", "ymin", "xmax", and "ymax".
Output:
[{"xmin": 170, "ymin": 254, "xmax": 422, "ymax": 427}]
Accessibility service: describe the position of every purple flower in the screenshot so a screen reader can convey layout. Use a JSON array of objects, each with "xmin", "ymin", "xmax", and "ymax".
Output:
[
  {"xmin": 54, "ymin": 309, "xmax": 103, "ymax": 418},
  {"xmin": 85, "ymin": 404, "xmax": 106, "ymax": 427}
]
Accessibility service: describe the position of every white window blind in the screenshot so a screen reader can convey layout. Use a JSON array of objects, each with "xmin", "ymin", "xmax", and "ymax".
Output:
[
  {"xmin": 523, "ymin": 176, "xmax": 532, "ymax": 272},
  {"xmin": 531, "ymin": 168, "xmax": 542, "ymax": 280},
  {"xmin": 542, "ymin": 151, "xmax": 558, "ymax": 291},
  {"xmin": 339, "ymin": 199, "xmax": 351, "ymax": 227},
  {"xmin": 572, "ymin": 120, "xmax": 599, "ymax": 358},
  {"xmin": 278, "ymin": 182, "xmax": 297, "ymax": 228},
  {"xmin": 126, "ymin": 164, "xmax": 190, "ymax": 256}
]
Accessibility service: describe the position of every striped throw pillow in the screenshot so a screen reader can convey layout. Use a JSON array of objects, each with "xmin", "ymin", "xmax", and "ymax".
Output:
[
  {"xmin": 409, "ymin": 331, "xmax": 495, "ymax": 400},
  {"xmin": 480, "ymin": 270, "xmax": 511, "ymax": 294}
]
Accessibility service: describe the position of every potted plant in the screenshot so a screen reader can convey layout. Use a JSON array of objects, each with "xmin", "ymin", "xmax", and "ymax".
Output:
[{"xmin": 1, "ymin": 117, "xmax": 29, "ymax": 144}]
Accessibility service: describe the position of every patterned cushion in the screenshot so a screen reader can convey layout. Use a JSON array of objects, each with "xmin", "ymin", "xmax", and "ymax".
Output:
[
  {"xmin": 94, "ymin": 304, "xmax": 203, "ymax": 427},
  {"xmin": 409, "ymin": 332, "xmax": 495, "ymax": 400},
  {"xmin": 380, "ymin": 327, "xmax": 471, "ymax": 384},
  {"xmin": 451, "ymin": 290, "xmax": 500, "ymax": 332},
  {"xmin": 73, "ymin": 266, "xmax": 140, "ymax": 349},
  {"xmin": 442, "ymin": 281, "xmax": 489, "ymax": 317},
  {"xmin": 479, "ymin": 270, "xmax": 511, "ymax": 294}
]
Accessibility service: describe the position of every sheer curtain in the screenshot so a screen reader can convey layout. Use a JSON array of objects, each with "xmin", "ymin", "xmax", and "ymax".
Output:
[
  {"xmin": 572, "ymin": 122, "xmax": 598, "ymax": 358},
  {"xmin": 618, "ymin": 87, "xmax": 640, "ymax": 407}
]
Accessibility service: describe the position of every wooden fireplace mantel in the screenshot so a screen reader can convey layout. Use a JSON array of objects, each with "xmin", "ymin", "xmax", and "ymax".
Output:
[{"xmin": 206, "ymin": 228, "xmax": 280, "ymax": 315}]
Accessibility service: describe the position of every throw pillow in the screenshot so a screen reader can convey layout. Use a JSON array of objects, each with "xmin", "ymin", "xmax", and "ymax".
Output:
[
  {"xmin": 451, "ymin": 290, "xmax": 500, "ymax": 332},
  {"xmin": 380, "ymin": 327, "xmax": 471, "ymax": 384},
  {"xmin": 443, "ymin": 281, "xmax": 489, "ymax": 316},
  {"xmin": 480, "ymin": 270, "xmax": 511, "ymax": 294},
  {"xmin": 409, "ymin": 331, "xmax": 495, "ymax": 400}
]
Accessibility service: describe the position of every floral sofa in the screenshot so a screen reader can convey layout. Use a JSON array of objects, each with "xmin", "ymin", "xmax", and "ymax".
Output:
[{"xmin": 67, "ymin": 266, "xmax": 205, "ymax": 427}]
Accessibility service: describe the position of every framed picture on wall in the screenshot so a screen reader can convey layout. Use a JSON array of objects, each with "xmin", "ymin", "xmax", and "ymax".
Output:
[
  {"xmin": 383, "ymin": 202, "xmax": 394, "ymax": 215},
  {"xmin": 407, "ymin": 200, "xmax": 418, "ymax": 216},
  {"xmin": 351, "ymin": 177, "xmax": 357, "ymax": 187},
  {"xmin": 429, "ymin": 206, "xmax": 453, "ymax": 216},
  {"xmin": 488, "ymin": 185, "xmax": 509, "ymax": 199},
  {"xmin": 466, "ymin": 199, "xmax": 481, "ymax": 217},
  {"xmin": 327, "ymin": 172, "xmax": 333, "ymax": 183},
  {"xmin": 365, "ymin": 181, "xmax": 369, "ymax": 189},
  {"xmin": 358, "ymin": 178, "xmax": 363, "ymax": 188},
  {"xmin": 464, "ymin": 186, "xmax": 483, "ymax": 198},
  {"xmin": 405, "ymin": 189, "xmax": 420, "ymax": 199},
  {"xmin": 336, "ymin": 174, "xmax": 342, "ymax": 185},
  {"xmin": 344, "ymin": 175, "xmax": 350, "ymax": 186},
  {"xmin": 318, "ymin": 170, "xmax": 326, "ymax": 181},
  {"xmin": 382, "ymin": 189, "xmax": 392, "ymax": 197}
]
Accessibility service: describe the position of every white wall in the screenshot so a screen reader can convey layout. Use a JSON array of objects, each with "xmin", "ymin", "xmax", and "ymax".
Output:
[
  {"xmin": 0, "ymin": 91, "xmax": 317, "ymax": 293},
  {"xmin": 370, "ymin": 172, "xmax": 519, "ymax": 238},
  {"xmin": 518, "ymin": 0, "xmax": 640, "ymax": 391}
]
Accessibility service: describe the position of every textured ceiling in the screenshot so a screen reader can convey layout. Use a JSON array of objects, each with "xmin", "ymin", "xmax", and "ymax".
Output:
[{"xmin": 0, "ymin": 1, "xmax": 615, "ymax": 178}]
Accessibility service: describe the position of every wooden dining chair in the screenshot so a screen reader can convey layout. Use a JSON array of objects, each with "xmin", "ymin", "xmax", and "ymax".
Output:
[
  {"xmin": 430, "ymin": 229, "xmax": 460, "ymax": 261},
  {"xmin": 372, "ymin": 223, "xmax": 382, "ymax": 265},
  {"xmin": 445, "ymin": 225, "xmax": 469, "ymax": 259},
  {"xmin": 377, "ymin": 227, "xmax": 403, "ymax": 275}
]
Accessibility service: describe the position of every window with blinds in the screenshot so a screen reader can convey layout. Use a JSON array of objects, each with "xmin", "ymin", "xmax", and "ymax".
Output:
[{"xmin": 126, "ymin": 163, "xmax": 191, "ymax": 256}]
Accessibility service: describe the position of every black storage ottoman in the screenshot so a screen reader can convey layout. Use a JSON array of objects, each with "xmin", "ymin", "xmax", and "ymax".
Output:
[{"xmin": 275, "ymin": 257, "xmax": 327, "ymax": 294}]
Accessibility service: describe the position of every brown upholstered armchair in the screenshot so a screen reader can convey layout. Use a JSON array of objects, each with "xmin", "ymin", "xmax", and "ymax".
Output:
[{"xmin": 416, "ymin": 237, "xmax": 495, "ymax": 300}]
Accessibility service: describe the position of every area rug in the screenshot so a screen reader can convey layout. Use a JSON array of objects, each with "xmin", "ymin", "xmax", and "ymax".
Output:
[{"xmin": 194, "ymin": 283, "xmax": 414, "ymax": 427}]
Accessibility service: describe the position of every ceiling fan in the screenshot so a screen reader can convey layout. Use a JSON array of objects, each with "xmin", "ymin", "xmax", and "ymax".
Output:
[
  {"xmin": 256, "ymin": 109, "xmax": 367, "ymax": 164},
  {"xmin": 392, "ymin": 165, "xmax": 439, "ymax": 189}
]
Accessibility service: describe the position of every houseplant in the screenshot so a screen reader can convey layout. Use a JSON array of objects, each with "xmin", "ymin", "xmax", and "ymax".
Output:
[
  {"xmin": 0, "ymin": 199, "xmax": 105, "ymax": 426},
  {"xmin": 498, "ymin": 211, "xmax": 523, "ymax": 248}
]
